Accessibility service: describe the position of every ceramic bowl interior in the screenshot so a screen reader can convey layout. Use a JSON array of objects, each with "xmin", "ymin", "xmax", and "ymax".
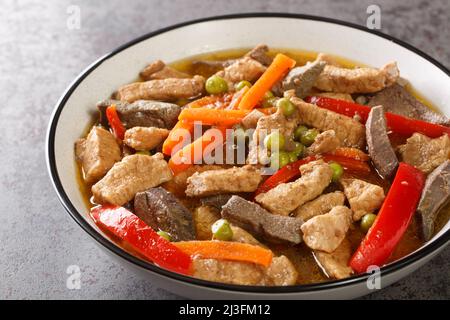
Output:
[{"xmin": 47, "ymin": 13, "xmax": 450, "ymax": 295}]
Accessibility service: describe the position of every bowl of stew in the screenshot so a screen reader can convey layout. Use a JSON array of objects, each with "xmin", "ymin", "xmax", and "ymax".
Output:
[{"xmin": 47, "ymin": 13, "xmax": 450, "ymax": 299}]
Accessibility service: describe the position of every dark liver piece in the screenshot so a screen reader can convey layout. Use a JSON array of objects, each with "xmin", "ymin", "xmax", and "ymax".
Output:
[
  {"xmin": 281, "ymin": 60, "xmax": 326, "ymax": 98},
  {"xmin": 221, "ymin": 195, "xmax": 304, "ymax": 244},
  {"xmin": 417, "ymin": 160, "xmax": 450, "ymax": 241},
  {"xmin": 368, "ymin": 83, "xmax": 450, "ymax": 126},
  {"xmin": 365, "ymin": 105, "xmax": 398, "ymax": 179},
  {"xmin": 97, "ymin": 99, "xmax": 180, "ymax": 129},
  {"xmin": 134, "ymin": 187, "xmax": 195, "ymax": 241}
]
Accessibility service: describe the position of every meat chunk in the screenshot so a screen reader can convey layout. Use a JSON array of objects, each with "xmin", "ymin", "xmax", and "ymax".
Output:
[
  {"xmin": 192, "ymin": 255, "xmax": 297, "ymax": 286},
  {"xmin": 417, "ymin": 160, "xmax": 450, "ymax": 240},
  {"xmin": 221, "ymin": 195, "xmax": 304, "ymax": 244},
  {"xmin": 366, "ymin": 106, "xmax": 398, "ymax": 178},
  {"xmin": 306, "ymin": 130, "xmax": 340, "ymax": 155},
  {"xmin": 291, "ymin": 97, "xmax": 365, "ymax": 148},
  {"xmin": 200, "ymin": 194, "xmax": 233, "ymax": 210},
  {"xmin": 314, "ymin": 238, "xmax": 353, "ymax": 279},
  {"xmin": 255, "ymin": 160, "xmax": 333, "ymax": 216},
  {"xmin": 216, "ymin": 57, "xmax": 266, "ymax": 86},
  {"xmin": 247, "ymin": 109, "xmax": 300, "ymax": 165},
  {"xmin": 295, "ymin": 191, "xmax": 345, "ymax": 221},
  {"xmin": 314, "ymin": 62, "xmax": 399, "ymax": 93},
  {"xmin": 192, "ymin": 205, "xmax": 221, "ymax": 240},
  {"xmin": 398, "ymin": 133, "xmax": 450, "ymax": 173},
  {"xmin": 133, "ymin": 187, "xmax": 195, "ymax": 241},
  {"xmin": 123, "ymin": 126, "xmax": 169, "ymax": 150},
  {"xmin": 241, "ymin": 109, "xmax": 265, "ymax": 129},
  {"xmin": 368, "ymin": 83, "xmax": 450, "ymax": 126},
  {"xmin": 115, "ymin": 75, "xmax": 205, "ymax": 103},
  {"xmin": 301, "ymin": 206, "xmax": 352, "ymax": 253},
  {"xmin": 75, "ymin": 126, "xmax": 121, "ymax": 184},
  {"xmin": 185, "ymin": 165, "xmax": 262, "ymax": 197},
  {"xmin": 281, "ymin": 60, "xmax": 326, "ymax": 98},
  {"xmin": 97, "ymin": 99, "xmax": 180, "ymax": 129},
  {"xmin": 92, "ymin": 153, "xmax": 172, "ymax": 206},
  {"xmin": 244, "ymin": 44, "xmax": 272, "ymax": 66},
  {"xmin": 341, "ymin": 179, "xmax": 385, "ymax": 221},
  {"xmin": 139, "ymin": 60, "xmax": 190, "ymax": 81}
]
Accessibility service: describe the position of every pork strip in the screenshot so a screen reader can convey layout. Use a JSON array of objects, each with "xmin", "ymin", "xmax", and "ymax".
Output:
[
  {"xmin": 255, "ymin": 160, "xmax": 333, "ymax": 216},
  {"xmin": 123, "ymin": 126, "xmax": 169, "ymax": 150},
  {"xmin": 185, "ymin": 165, "xmax": 262, "ymax": 197},
  {"xmin": 301, "ymin": 206, "xmax": 352, "ymax": 253},
  {"xmin": 306, "ymin": 129, "xmax": 340, "ymax": 155},
  {"xmin": 314, "ymin": 238, "xmax": 353, "ymax": 279},
  {"xmin": 341, "ymin": 178, "xmax": 385, "ymax": 221},
  {"xmin": 216, "ymin": 56, "xmax": 266, "ymax": 86},
  {"xmin": 92, "ymin": 153, "xmax": 172, "ymax": 206},
  {"xmin": 115, "ymin": 75, "xmax": 205, "ymax": 103},
  {"xmin": 314, "ymin": 62, "xmax": 399, "ymax": 93},
  {"xmin": 398, "ymin": 133, "xmax": 450, "ymax": 173},
  {"xmin": 139, "ymin": 60, "xmax": 190, "ymax": 81},
  {"xmin": 295, "ymin": 191, "xmax": 345, "ymax": 221},
  {"xmin": 75, "ymin": 126, "xmax": 121, "ymax": 184},
  {"xmin": 291, "ymin": 97, "xmax": 365, "ymax": 148}
]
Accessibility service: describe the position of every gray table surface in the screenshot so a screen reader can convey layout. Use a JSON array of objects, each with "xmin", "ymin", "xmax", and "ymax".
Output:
[{"xmin": 1, "ymin": 0, "xmax": 449, "ymax": 300}]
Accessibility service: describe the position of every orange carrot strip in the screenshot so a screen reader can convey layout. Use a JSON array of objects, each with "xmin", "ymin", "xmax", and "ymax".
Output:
[
  {"xmin": 332, "ymin": 147, "xmax": 370, "ymax": 162},
  {"xmin": 173, "ymin": 241, "xmax": 273, "ymax": 267},
  {"xmin": 239, "ymin": 53, "xmax": 296, "ymax": 110},
  {"xmin": 227, "ymin": 87, "xmax": 249, "ymax": 110},
  {"xmin": 186, "ymin": 94, "xmax": 233, "ymax": 109},
  {"xmin": 168, "ymin": 127, "xmax": 227, "ymax": 175},
  {"xmin": 162, "ymin": 120, "xmax": 195, "ymax": 156},
  {"xmin": 178, "ymin": 108, "xmax": 249, "ymax": 127}
]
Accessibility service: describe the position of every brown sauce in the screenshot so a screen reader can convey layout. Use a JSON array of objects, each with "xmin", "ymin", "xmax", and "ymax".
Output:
[{"xmin": 76, "ymin": 48, "xmax": 448, "ymax": 284}]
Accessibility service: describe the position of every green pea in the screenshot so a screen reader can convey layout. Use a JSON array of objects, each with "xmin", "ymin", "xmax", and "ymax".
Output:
[
  {"xmin": 329, "ymin": 162, "xmax": 344, "ymax": 182},
  {"xmin": 264, "ymin": 132, "xmax": 285, "ymax": 152},
  {"xmin": 294, "ymin": 125, "xmax": 308, "ymax": 141},
  {"xmin": 300, "ymin": 128, "xmax": 319, "ymax": 146},
  {"xmin": 361, "ymin": 213, "xmax": 377, "ymax": 233},
  {"xmin": 205, "ymin": 75, "xmax": 228, "ymax": 94},
  {"xmin": 270, "ymin": 151, "xmax": 290, "ymax": 170},
  {"xmin": 264, "ymin": 90, "xmax": 274, "ymax": 99},
  {"xmin": 211, "ymin": 219, "xmax": 233, "ymax": 241},
  {"xmin": 235, "ymin": 80, "xmax": 252, "ymax": 91},
  {"xmin": 292, "ymin": 142, "xmax": 305, "ymax": 157},
  {"xmin": 157, "ymin": 230, "xmax": 172, "ymax": 241},
  {"xmin": 276, "ymin": 98, "xmax": 296, "ymax": 117},
  {"xmin": 288, "ymin": 152, "xmax": 298, "ymax": 163}
]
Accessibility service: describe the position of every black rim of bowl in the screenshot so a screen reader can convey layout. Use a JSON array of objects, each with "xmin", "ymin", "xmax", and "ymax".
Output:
[{"xmin": 46, "ymin": 12, "xmax": 450, "ymax": 294}]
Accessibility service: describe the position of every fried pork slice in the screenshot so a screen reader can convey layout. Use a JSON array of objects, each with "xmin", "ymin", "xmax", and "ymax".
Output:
[
  {"xmin": 115, "ymin": 75, "xmax": 205, "ymax": 103},
  {"xmin": 295, "ymin": 191, "xmax": 345, "ymax": 221},
  {"xmin": 341, "ymin": 178, "xmax": 385, "ymax": 221},
  {"xmin": 314, "ymin": 238, "xmax": 353, "ymax": 279},
  {"xmin": 139, "ymin": 59, "xmax": 190, "ymax": 80},
  {"xmin": 314, "ymin": 61, "xmax": 399, "ymax": 93},
  {"xmin": 185, "ymin": 165, "xmax": 262, "ymax": 197},
  {"xmin": 92, "ymin": 153, "xmax": 172, "ymax": 206},
  {"xmin": 255, "ymin": 160, "xmax": 333, "ymax": 216},
  {"xmin": 300, "ymin": 206, "xmax": 352, "ymax": 253}
]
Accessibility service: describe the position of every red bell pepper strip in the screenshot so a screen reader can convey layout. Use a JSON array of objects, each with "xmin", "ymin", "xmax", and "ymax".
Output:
[
  {"xmin": 349, "ymin": 163, "xmax": 425, "ymax": 274},
  {"xmin": 306, "ymin": 96, "xmax": 450, "ymax": 138},
  {"xmin": 105, "ymin": 104, "xmax": 126, "ymax": 140},
  {"xmin": 91, "ymin": 205, "xmax": 192, "ymax": 275}
]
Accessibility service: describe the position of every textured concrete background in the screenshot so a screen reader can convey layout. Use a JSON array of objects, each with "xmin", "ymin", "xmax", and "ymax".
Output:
[{"xmin": 0, "ymin": 0, "xmax": 449, "ymax": 300}]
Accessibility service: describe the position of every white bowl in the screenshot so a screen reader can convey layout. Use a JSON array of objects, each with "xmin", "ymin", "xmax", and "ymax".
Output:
[{"xmin": 46, "ymin": 13, "xmax": 450, "ymax": 299}]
